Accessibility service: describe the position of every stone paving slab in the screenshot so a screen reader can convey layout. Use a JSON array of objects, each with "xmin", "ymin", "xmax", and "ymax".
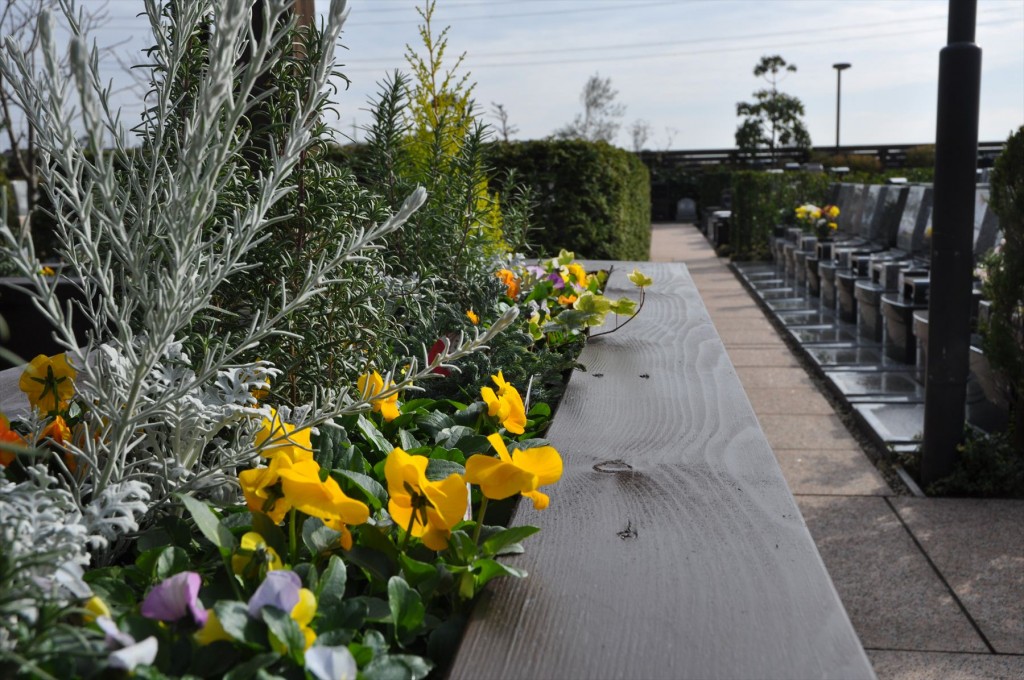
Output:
[
  {"xmin": 724, "ymin": 347, "xmax": 802, "ymax": 367},
  {"xmin": 713, "ymin": 326, "xmax": 786, "ymax": 346},
  {"xmin": 744, "ymin": 387, "xmax": 842, "ymax": 415},
  {"xmin": 891, "ymin": 498, "xmax": 1024, "ymax": 654},
  {"xmin": 776, "ymin": 449, "xmax": 891, "ymax": 496},
  {"xmin": 757, "ymin": 413, "xmax": 863, "ymax": 450},
  {"xmin": 797, "ymin": 496, "xmax": 988, "ymax": 653},
  {"xmin": 735, "ymin": 366, "xmax": 818, "ymax": 389},
  {"xmin": 868, "ymin": 650, "xmax": 1024, "ymax": 680}
]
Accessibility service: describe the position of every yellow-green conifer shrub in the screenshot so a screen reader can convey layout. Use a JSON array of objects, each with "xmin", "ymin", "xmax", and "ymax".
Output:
[{"xmin": 402, "ymin": 0, "xmax": 507, "ymax": 257}]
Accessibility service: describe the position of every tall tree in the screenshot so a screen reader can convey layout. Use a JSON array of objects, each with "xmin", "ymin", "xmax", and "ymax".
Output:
[
  {"xmin": 554, "ymin": 73, "xmax": 625, "ymax": 144},
  {"xmin": 735, "ymin": 55, "xmax": 810, "ymax": 162}
]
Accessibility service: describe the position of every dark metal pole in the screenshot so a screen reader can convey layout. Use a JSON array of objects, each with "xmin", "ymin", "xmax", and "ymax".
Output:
[
  {"xmin": 835, "ymin": 70, "xmax": 841, "ymax": 152},
  {"xmin": 921, "ymin": 0, "xmax": 982, "ymax": 485},
  {"xmin": 832, "ymin": 63, "xmax": 850, "ymax": 154}
]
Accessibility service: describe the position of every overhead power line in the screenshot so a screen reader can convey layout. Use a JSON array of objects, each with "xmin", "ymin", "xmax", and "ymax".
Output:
[{"xmin": 332, "ymin": 16, "xmax": 1022, "ymax": 72}]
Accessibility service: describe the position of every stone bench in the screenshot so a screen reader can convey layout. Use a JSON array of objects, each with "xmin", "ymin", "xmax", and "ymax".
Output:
[{"xmin": 448, "ymin": 261, "xmax": 874, "ymax": 680}]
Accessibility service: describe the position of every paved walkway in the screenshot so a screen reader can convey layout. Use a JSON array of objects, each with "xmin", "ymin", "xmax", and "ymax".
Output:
[{"xmin": 651, "ymin": 223, "xmax": 1024, "ymax": 680}]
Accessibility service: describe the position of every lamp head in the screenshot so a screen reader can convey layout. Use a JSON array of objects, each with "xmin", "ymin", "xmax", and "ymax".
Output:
[{"xmin": 833, "ymin": 63, "xmax": 852, "ymax": 71}]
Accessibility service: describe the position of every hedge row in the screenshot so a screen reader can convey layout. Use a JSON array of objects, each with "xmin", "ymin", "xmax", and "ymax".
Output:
[
  {"xmin": 728, "ymin": 171, "xmax": 832, "ymax": 260},
  {"xmin": 487, "ymin": 140, "xmax": 650, "ymax": 260}
]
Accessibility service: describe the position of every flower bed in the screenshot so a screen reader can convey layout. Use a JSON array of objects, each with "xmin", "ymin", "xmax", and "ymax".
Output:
[{"xmin": 0, "ymin": 1, "xmax": 660, "ymax": 676}]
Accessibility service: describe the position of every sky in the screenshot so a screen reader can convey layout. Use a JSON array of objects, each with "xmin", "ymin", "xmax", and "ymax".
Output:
[{"xmin": 19, "ymin": 0, "xmax": 1024, "ymax": 151}]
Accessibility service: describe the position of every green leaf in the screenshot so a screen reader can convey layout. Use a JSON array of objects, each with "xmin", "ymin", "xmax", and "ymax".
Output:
[
  {"xmin": 400, "ymin": 398, "xmax": 437, "ymax": 413},
  {"xmin": 509, "ymin": 438, "xmax": 551, "ymax": 452},
  {"xmin": 524, "ymin": 279, "xmax": 554, "ymax": 303},
  {"xmin": 356, "ymin": 414, "xmax": 394, "ymax": 456},
  {"xmin": 481, "ymin": 526, "xmax": 540, "ymax": 557},
  {"xmin": 261, "ymin": 607, "xmax": 305, "ymax": 665},
  {"xmin": 446, "ymin": 530, "xmax": 476, "ymax": 563},
  {"xmin": 222, "ymin": 654, "xmax": 279, "ymax": 680},
  {"xmin": 214, "ymin": 601, "xmax": 265, "ymax": 647},
  {"xmin": 332, "ymin": 469, "xmax": 387, "ymax": 510},
  {"xmin": 316, "ymin": 554, "xmax": 348, "ymax": 604},
  {"xmin": 452, "ymin": 433, "xmax": 490, "ymax": 457},
  {"xmin": 424, "ymin": 458, "xmax": 466, "ymax": 482},
  {"xmin": 362, "ymin": 654, "xmax": 433, "ymax": 680},
  {"xmin": 398, "ymin": 554, "xmax": 441, "ymax": 594},
  {"xmin": 301, "ymin": 516, "xmax": 343, "ymax": 556},
  {"xmin": 527, "ymin": 402, "xmax": 551, "ymax": 418},
  {"xmin": 347, "ymin": 547, "xmax": 397, "ymax": 585},
  {"xmin": 609, "ymin": 296, "xmax": 637, "ymax": 316},
  {"xmin": 355, "ymin": 596, "xmax": 392, "ymax": 623},
  {"xmin": 427, "ymin": 446, "xmax": 465, "ymax": 465},
  {"xmin": 451, "ymin": 400, "xmax": 486, "ymax": 426},
  {"xmin": 416, "ymin": 411, "xmax": 455, "ymax": 439},
  {"xmin": 472, "ymin": 558, "xmax": 528, "ymax": 589},
  {"xmin": 434, "ymin": 424, "xmax": 475, "ymax": 448},
  {"xmin": 387, "ymin": 576, "xmax": 426, "ymax": 643},
  {"xmin": 397, "ymin": 429, "xmax": 422, "ymax": 450},
  {"xmin": 315, "ymin": 425, "xmax": 365, "ymax": 472},
  {"xmin": 154, "ymin": 546, "xmax": 190, "ymax": 580},
  {"xmin": 179, "ymin": 494, "xmax": 238, "ymax": 552},
  {"xmin": 136, "ymin": 527, "xmax": 173, "ymax": 554}
]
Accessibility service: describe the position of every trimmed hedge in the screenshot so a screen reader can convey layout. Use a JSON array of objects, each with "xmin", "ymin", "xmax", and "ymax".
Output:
[
  {"xmin": 729, "ymin": 170, "xmax": 831, "ymax": 260},
  {"xmin": 487, "ymin": 140, "xmax": 650, "ymax": 260}
]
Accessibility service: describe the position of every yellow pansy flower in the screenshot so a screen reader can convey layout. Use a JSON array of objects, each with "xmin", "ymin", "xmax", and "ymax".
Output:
[
  {"xmin": 385, "ymin": 447, "xmax": 468, "ymax": 551},
  {"xmin": 466, "ymin": 309, "xmax": 480, "ymax": 325},
  {"xmin": 254, "ymin": 408, "xmax": 313, "ymax": 459},
  {"xmin": 83, "ymin": 595, "xmax": 111, "ymax": 623},
  {"xmin": 557, "ymin": 294, "xmax": 578, "ymax": 306},
  {"xmin": 565, "ymin": 263, "xmax": 588, "ymax": 287},
  {"xmin": 465, "ymin": 433, "xmax": 563, "ymax": 510},
  {"xmin": 481, "ymin": 372, "xmax": 527, "ymax": 435},
  {"xmin": 292, "ymin": 588, "xmax": 317, "ymax": 650},
  {"xmin": 195, "ymin": 609, "xmax": 234, "ymax": 646},
  {"xmin": 19, "ymin": 354, "xmax": 76, "ymax": 414},
  {"xmin": 231, "ymin": 532, "xmax": 284, "ymax": 577},
  {"xmin": 277, "ymin": 459, "xmax": 369, "ymax": 549},
  {"xmin": 357, "ymin": 371, "xmax": 400, "ymax": 422},
  {"xmin": 239, "ymin": 454, "xmax": 292, "ymax": 523}
]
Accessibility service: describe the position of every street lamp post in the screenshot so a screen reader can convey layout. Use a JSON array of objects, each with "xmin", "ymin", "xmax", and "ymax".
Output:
[{"xmin": 833, "ymin": 63, "xmax": 851, "ymax": 153}]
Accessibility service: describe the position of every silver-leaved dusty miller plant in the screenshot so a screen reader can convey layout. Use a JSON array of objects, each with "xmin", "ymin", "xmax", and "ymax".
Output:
[{"xmin": 0, "ymin": 0, "xmax": 517, "ymax": 565}]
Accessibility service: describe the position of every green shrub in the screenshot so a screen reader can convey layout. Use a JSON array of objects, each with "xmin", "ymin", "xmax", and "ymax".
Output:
[
  {"xmin": 729, "ymin": 170, "xmax": 830, "ymax": 260},
  {"xmin": 905, "ymin": 144, "xmax": 936, "ymax": 168},
  {"xmin": 488, "ymin": 140, "xmax": 650, "ymax": 260},
  {"xmin": 980, "ymin": 126, "xmax": 1024, "ymax": 449}
]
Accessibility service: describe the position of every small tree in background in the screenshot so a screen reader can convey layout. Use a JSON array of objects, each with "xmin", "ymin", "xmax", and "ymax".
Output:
[
  {"xmin": 490, "ymin": 101, "xmax": 519, "ymax": 142},
  {"xmin": 735, "ymin": 55, "xmax": 810, "ymax": 163},
  {"xmin": 554, "ymin": 73, "xmax": 625, "ymax": 144},
  {"xmin": 629, "ymin": 119, "xmax": 652, "ymax": 152}
]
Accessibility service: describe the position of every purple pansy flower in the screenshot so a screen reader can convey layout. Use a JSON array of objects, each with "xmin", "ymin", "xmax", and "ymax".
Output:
[
  {"xmin": 248, "ymin": 569, "xmax": 301, "ymax": 618},
  {"xmin": 95, "ymin": 617, "xmax": 158, "ymax": 671},
  {"xmin": 140, "ymin": 571, "xmax": 207, "ymax": 627},
  {"xmin": 525, "ymin": 265, "xmax": 546, "ymax": 280},
  {"xmin": 546, "ymin": 271, "xmax": 565, "ymax": 289},
  {"xmin": 306, "ymin": 645, "xmax": 358, "ymax": 680}
]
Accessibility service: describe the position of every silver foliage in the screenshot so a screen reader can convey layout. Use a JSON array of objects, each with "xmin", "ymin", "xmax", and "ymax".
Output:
[{"xmin": 0, "ymin": 0, "xmax": 517, "ymax": 564}]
